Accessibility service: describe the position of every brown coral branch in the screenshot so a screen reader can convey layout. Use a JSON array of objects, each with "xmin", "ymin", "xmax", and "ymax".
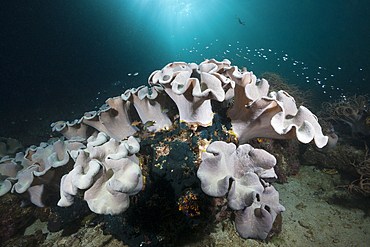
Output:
[
  {"xmin": 339, "ymin": 143, "xmax": 370, "ymax": 196},
  {"xmin": 320, "ymin": 94, "xmax": 370, "ymax": 135}
]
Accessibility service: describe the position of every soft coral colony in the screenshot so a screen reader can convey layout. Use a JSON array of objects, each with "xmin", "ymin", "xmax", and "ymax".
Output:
[{"xmin": 0, "ymin": 59, "xmax": 333, "ymax": 243}]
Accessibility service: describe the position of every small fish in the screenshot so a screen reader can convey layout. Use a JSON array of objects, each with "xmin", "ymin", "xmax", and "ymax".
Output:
[
  {"xmin": 131, "ymin": 120, "xmax": 142, "ymax": 126},
  {"xmin": 322, "ymin": 168, "xmax": 338, "ymax": 175},
  {"xmin": 128, "ymin": 73, "xmax": 132, "ymax": 76},
  {"xmin": 235, "ymin": 15, "xmax": 245, "ymax": 26},
  {"xmin": 141, "ymin": 132, "xmax": 152, "ymax": 139},
  {"xmin": 144, "ymin": 120, "xmax": 156, "ymax": 128},
  {"xmin": 111, "ymin": 81, "xmax": 122, "ymax": 86},
  {"xmin": 161, "ymin": 109, "xmax": 169, "ymax": 113},
  {"xmin": 133, "ymin": 72, "xmax": 139, "ymax": 76},
  {"xmin": 243, "ymin": 56, "xmax": 249, "ymax": 60},
  {"xmin": 236, "ymin": 54, "xmax": 242, "ymax": 57}
]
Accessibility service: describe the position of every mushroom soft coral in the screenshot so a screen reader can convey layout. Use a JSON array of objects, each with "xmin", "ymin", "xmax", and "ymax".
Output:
[
  {"xmin": 225, "ymin": 66, "xmax": 328, "ymax": 148},
  {"xmin": 197, "ymin": 141, "xmax": 277, "ymax": 210},
  {"xmin": 148, "ymin": 59, "xmax": 233, "ymax": 126},
  {"xmin": 235, "ymin": 186, "xmax": 285, "ymax": 239},
  {"xmin": 58, "ymin": 133, "xmax": 142, "ymax": 215},
  {"xmin": 197, "ymin": 140, "xmax": 284, "ymax": 239}
]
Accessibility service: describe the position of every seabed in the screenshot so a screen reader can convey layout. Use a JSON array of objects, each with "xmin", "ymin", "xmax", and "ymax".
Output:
[{"xmin": 8, "ymin": 165, "xmax": 365, "ymax": 247}]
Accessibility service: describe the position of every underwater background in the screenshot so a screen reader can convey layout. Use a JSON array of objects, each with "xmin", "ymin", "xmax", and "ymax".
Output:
[
  {"xmin": 1, "ymin": 0, "xmax": 369, "ymax": 145},
  {"xmin": 1, "ymin": 1, "xmax": 370, "ymax": 246}
]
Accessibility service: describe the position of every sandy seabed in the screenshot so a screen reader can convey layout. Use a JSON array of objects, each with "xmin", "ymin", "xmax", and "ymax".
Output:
[{"xmin": 22, "ymin": 165, "xmax": 369, "ymax": 247}]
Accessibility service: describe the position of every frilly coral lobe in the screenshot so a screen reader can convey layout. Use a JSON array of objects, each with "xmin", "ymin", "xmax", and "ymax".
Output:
[{"xmin": 197, "ymin": 141, "xmax": 285, "ymax": 239}]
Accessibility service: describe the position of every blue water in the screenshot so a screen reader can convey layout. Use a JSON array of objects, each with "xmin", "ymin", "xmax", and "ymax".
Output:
[{"xmin": 0, "ymin": 0, "xmax": 369, "ymax": 143}]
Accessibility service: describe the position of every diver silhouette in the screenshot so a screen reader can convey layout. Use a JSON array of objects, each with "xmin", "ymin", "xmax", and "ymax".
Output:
[{"xmin": 235, "ymin": 14, "xmax": 245, "ymax": 26}]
